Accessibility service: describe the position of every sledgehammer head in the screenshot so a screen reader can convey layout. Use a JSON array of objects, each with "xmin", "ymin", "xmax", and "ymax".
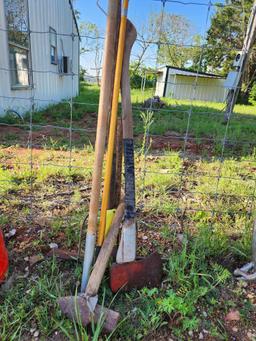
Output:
[
  {"xmin": 58, "ymin": 296, "xmax": 120, "ymax": 333},
  {"xmin": 110, "ymin": 252, "xmax": 163, "ymax": 293}
]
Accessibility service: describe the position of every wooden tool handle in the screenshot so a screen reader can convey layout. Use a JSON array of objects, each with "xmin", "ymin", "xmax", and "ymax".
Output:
[
  {"xmin": 109, "ymin": 118, "xmax": 123, "ymax": 209},
  {"xmin": 86, "ymin": 201, "xmax": 125, "ymax": 297},
  {"xmin": 98, "ymin": 0, "xmax": 129, "ymax": 246},
  {"xmin": 87, "ymin": 0, "xmax": 121, "ymax": 235},
  {"xmin": 121, "ymin": 20, "xmax": 137, "ymax": 139}
]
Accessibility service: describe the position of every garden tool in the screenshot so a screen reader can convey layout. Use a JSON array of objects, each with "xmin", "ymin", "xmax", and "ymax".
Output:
[
  {"xmin": 58, "ymin": 201, "xmax": 125, "ymax": 332},
  {"xmin": 97, "ymin": 0, "xmax": 130, "ymax": 247},
  {"xmin": 110, "ymin": 20, "xmax": 163, "ymax": 293},
  {"xmin": 0, "ymin": 229, "xmax": 8, "ymax": 284},
  {"xmin": 81, "ymin": 0, "xmax": 121, "ymax": 292},
  {"xmin": 58, "ymin": 0, "xmax": 129, "ymax": 330}
]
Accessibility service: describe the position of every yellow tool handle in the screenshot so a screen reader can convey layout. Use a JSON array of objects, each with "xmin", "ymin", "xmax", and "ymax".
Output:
[{"xmin": 97, "ymin": 0, "xmax": 129, "ymax": 246}]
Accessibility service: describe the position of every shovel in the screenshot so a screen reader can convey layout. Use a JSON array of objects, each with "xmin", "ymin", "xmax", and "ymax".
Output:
[
  {"xmin": 97, "ymin": 0, "xmax": 130, "ymax": 247},
  {"xmin": 81, "ymin": 0, "xmax": 121, "ymax": 292},
  {"xmin": 110, "ymin": 21, "xmax": 163, "ymax": 293}
]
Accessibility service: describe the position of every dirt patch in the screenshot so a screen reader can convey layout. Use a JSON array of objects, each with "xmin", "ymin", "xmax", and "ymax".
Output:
[
  {"xmin": 147, "ymin": 132, "xmax": 214, "ymax": 155},
  {"xmin": 0, "ymin": 117, "xmax": 97, "ymax": 148}
]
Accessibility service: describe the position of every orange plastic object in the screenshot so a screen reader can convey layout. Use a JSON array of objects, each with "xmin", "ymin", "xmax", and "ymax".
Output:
[{"xmin": 0, "ymin": 230, "xmax": 8, "ymax": 283}]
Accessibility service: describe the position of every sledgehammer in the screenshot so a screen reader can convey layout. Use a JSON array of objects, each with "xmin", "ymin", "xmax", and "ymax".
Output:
[{"xmin": 58, "ymin": 201, "xmax": 125, "ymax": 332}]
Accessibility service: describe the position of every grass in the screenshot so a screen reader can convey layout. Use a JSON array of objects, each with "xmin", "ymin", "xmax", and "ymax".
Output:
[
  {"xmin": 1, "ymin": 83, "xmax": 256, "ymax": 154},
  {"xmin": 0, "ymin": 82, "xmax": 256, "ymax": 339}
]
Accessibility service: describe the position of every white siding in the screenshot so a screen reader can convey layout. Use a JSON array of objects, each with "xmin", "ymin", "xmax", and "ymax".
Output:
[
  {"xmin": 155, "ymin": 67, "xmax": 166, "ymax": 97},
  {"xmin": 0, "ymin": 0, "xmax": 79, "ymax": 116},
  {"xmin": 156, "ymin": 67, "xmax": 228, "ymax": 103}
]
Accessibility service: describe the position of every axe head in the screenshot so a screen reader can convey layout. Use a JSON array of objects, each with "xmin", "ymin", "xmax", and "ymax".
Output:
[
  {"xmin": 110, "ymin": 253, "xmax": 163, "ymax": 293},
  {"xmin": 58, "ymin": 295, "xmax": 120, "ymax": 333}
]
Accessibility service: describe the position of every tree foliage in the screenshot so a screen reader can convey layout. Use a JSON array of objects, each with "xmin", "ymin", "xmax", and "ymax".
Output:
[
  {"xmin": 156, "ymin": 13, "xmax": 192, "ymax": 67},
  {"xmin": 134, "ymin": 12, "xmax": 200, "ymax": 70},
  {"xmin": 130, "ymin": 62, "xmax": 156, "ymax": 89},
  {"xmin": 205, "ymin": 0, "xmax": 256, "ymax": 94}
]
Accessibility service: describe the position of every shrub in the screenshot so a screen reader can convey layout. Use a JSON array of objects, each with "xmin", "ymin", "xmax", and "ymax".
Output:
[{"xmin": 249, "ymin": 82, "xmax": 256, "ymax": 105}]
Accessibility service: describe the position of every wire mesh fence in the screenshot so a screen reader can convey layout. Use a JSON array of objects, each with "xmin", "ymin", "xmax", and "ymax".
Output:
[{"xmin": 0, "ymin": 0, "xmax": 255, "ymax": 257}]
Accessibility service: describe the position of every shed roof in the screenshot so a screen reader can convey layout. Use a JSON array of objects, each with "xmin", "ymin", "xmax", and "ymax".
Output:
[{"xmin": 158, "ymin": 65, "xmax": 225, "ymax": 79}]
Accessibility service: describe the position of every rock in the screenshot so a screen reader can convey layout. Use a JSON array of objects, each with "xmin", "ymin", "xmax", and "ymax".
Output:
[
  {"xmin": 225, "ymin": 310, "xmax": 240, "ymax": 322},
  {"xmin": 49, "ymin": 242, "xmax": 58, "ymax": 249},
  {"xmin": 6, "ymin": 229, "xmax": 16, "ymax": 239},
  {"xmin": 199, "ymin": 332, "xmax": 204, "ymax": 339},
  {"xmin": 188, "ymin": 330, "xmax": 193, "ymax": 337},
  {"xmin": 247, "ymin": 332, "xmax": 253, "ymax": 339},
  {"xmin": 33, "ymin": 330, "xmax": 39, "ymax": 337}
]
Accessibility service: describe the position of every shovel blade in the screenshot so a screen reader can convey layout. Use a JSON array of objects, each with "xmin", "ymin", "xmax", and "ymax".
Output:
[
  {"xmin": 110, "ymin": 252, "xmax": 163, "ymax": 293},
  {"xmin": 58, "ymin": 296, "xmax": 120, "ymax": 333}
]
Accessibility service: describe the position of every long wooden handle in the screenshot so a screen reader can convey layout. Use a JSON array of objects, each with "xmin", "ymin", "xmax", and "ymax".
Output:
[
  {"xmin": 109, "ymin": 118, "xmax": 123, "ymax": 209},
  {"xmin": 87, "ymin": 0, "xmax": 121, "ymax": 236},
  {"xmin": 98, "ymin": 0, "xmax": 129, "ymax": 246},
  {"xmin": 80, "ymin": 0, "xmax": 121, "ymax": 293},
  {"xmin": 121, "ymin": 21, "xmax": 137, "ymax": 139},
  {"xmin": 86, "ymin": 201, "xmax": 125, "ymax": 297}
]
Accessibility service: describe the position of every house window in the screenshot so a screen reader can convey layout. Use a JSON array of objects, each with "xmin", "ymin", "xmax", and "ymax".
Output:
[
  {"xmin": 4, "ymin": 0, "xmax": 31, "ymax": 88},
  {"xmin": 9, "ymin": 45, "xmax": 30, "ymax": 87},
  {"xmin": 50, "ymin": 27, "xmax": 57, "ymax": 64}
]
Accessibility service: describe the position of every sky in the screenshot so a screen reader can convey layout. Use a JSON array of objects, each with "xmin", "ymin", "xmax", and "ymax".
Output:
[{"xmin": 74, "ymin": 0, "xmax": 221, "ymax": 75}]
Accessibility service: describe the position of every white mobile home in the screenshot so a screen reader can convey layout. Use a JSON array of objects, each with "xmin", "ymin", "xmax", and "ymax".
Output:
[
  {"xmin": 0, "ymin": 0, "xmax": 80, "ymax": 116},
  {"xmin": 155, "ymin": 66, "xmax": 227, "ymax": 103}
]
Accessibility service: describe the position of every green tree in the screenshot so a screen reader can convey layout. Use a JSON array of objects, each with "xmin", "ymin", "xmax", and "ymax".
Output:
[
  {"xmin": 205, "ymin": 0, "xmax": 256, "ymax": 99},
  {"xmin": 129, "ymin": 62, "xmax": 156, "ymax": 89},
  {"xmin": 187, "ymin": 35, "xmax": 208, "ymax": 72}
]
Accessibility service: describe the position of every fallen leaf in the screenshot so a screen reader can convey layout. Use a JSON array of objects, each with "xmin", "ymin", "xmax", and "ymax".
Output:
[
  {"xmin": 29, "ymin": 255, "xmax": 44, "ymax": 267},
  {"xmin": 225, "ymin": 310, "xmax": 240, "ymax": 322}
]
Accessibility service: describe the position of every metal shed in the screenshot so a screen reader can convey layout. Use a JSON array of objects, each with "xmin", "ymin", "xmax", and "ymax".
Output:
[{"xmin": 155, "ymin": 66, "xmax": 227, "ymax": 103}]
